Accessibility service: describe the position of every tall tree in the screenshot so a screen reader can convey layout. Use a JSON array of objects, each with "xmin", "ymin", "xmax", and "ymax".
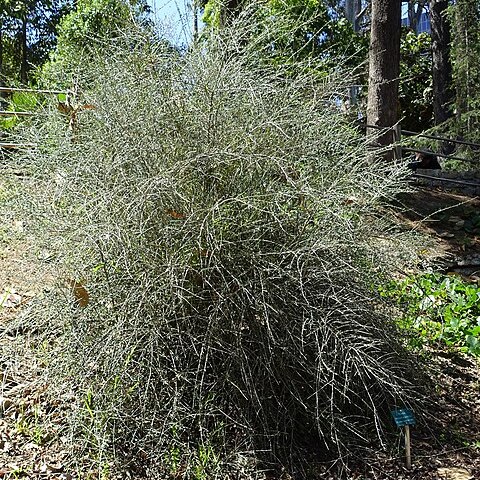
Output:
[
  {"xmin": 399, "ymin": 30, "xmax": 433, "ymax": 131},
  {"xmin": 452, "ymin": 0, "xmax": 480, "ymax": 137},
  {"xmin": 407, "ymin": 0, "xmax": 427, "ymax": 34},
  {"xmin": 0, "ymin": 15, "xmax": 3, "ymax": 86},
  {"xmin": 202, "ymin": 0, "xmax": 368, "ymax": 77},
  {"xmin": 0, "ymin": 0, "xmax": 73, "ymax": 84},
  {"xmin": 344, "ymin": 0, "xmax": 363, "ymax": 31},
  {"xmin": 366, "ymin": 0, "xmax": 401, "ymax": 156},
  {"xmin": 41, "ymin": 0, "xmax": 152, "ymax": 86},
  {"xmin": 429, "ymin": 0, "xmax": 453, "ymax": 126},
  {"xmin": 20, "ymin": 5, "xmax": 28, "ymax": 84}
]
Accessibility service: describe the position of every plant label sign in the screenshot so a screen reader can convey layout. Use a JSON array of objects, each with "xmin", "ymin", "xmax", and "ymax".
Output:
[
  {"xmin": 391, "ymin": 409, "xmax": 415, "ymax": 469},
  {"xmin": 391, "ymin": 408, "xmax": 415, "ymax": 428}
]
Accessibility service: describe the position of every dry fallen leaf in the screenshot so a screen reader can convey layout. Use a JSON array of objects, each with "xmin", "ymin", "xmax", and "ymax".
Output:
[
  {"xmin": 57, "ymin": 102, "xmax": 73, "ymax": 115},
  {"xmin": 40, "ymin": 463, "xmax": 64, "ymax": 474},
  {"xmin": 343, "ymin": 197, "xmax": 358, "ymax": 205},
  {"xmin": 0, "ymin": 396, "xmax": 13, "ymax": 414},
  {"xmin": 67, "ymin": 280, "xmax": 89, "ymax": 308}
]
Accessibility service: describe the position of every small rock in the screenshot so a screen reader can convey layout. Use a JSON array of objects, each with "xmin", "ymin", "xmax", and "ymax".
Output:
[
  {"xmin": 438, "ymin": 232, "xmax": 455, "ymax": 238},
  {"xmin": 37, "ymin": 250, "xmax": 54, "ymax": 262},
  {"xmin": 12, "ymin": 220, "xmax": 25, "ymax": 232}
]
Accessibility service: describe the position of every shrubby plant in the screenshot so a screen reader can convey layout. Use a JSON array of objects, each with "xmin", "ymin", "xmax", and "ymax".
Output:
[{"xmin": 19, "ymin": 22, "xmax": 426, "ymax": 478}]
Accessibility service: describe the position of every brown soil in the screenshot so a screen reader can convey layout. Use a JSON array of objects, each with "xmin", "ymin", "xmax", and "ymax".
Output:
[{"xmin": 1, "ymin": 178, "xmax": 479, "ymax": 479}]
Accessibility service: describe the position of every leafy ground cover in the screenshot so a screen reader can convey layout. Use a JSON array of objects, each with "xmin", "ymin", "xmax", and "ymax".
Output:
[{"xmin": 381, "ymin": 272, "xmax": 480, "ymax": 355}]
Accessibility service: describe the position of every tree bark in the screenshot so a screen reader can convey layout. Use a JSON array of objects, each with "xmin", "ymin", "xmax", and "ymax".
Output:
[
  {"xmin": 408, "ymin": 0, "xmax": 426, "ymax": 34},
  {"xmin": 453, "ymin": 0, "xmax": 480, "ymax": 135},
  {"xmin": 345, "ymin": 0, "xmax": 363, "ymax": 31},
  {"xmin": 193, "ymin": 0, "xmax": 199, "ymax": 41},
  {"xmin": 0, "ymin": 16, "xmax": 3, "ymax": 85},
  {"xmin": 429, "ymin": 0, "xmax": 453, "ymax": 126},
  {"xmin": 0, "ymin": 17, "xmax": 5, "ymax": 116},
  {"xmin": 366, "ymin": 0, "xmax": 401, "ymax": 158},
  {"xmin": 20, "ymin": 12, "xmax": 28, "ymax": 85}
]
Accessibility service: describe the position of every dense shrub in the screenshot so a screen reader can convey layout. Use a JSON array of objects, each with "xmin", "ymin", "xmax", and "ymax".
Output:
[{"xmin": 19, "ymin": 25, "xmax": 425, "ymax": 478}]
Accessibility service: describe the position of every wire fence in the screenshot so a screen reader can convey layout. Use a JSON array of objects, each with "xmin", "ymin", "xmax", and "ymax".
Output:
[
  {"xmin": 366, "ymin": 123, "xmax": 480, "ymax": 164},
  {"xmin": 2, "ymin": 87, "xmax": 480, "ymax": 178},
  {"xmin": 364, "ymin": 123, "xmax": 480, "ymax": 190}
]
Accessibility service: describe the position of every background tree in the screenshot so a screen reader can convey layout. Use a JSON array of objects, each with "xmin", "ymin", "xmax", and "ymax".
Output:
[
  {"xmin": 429, "ymin": 0, "xmax": 453, "ymax": 129},
  {"xmin": 344, "ymin": 0, "xmax": 366, "ymax": 32},
  {"xmin": 202, "ymin": 0, "xmax": 368, "ymax": 77},
  {"xmin": 41, "ymin": 0, "xmax": 151, "ymax": 86},
  {"xmin": 451, "ymin": 0, "xmax": 480, "ymax": 140},
  {"xmin": 366, "ymin": 0, "xmax": 401, "ymax": 155},
  {"xmin": 399, "ymin": 30, "xmax": 433, "ymax": 132},
  {"xmin": 406, "ymin": 0, "xmax": 427, "ymax": 34},
  {"xmin": 0, "ymin": 0, "xmax": 73, "ymax": 84}
]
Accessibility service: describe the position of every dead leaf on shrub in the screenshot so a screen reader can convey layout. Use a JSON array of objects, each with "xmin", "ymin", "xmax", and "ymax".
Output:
[
  {"xmin": 57, "ymin": 102, "xmax": 73, "ymax": 115},
  {"xmin": 166, "ymin": 209, "xmax": 185, "ymax": 219},
  {"xmin": 343, "ymin": 197, "xmax": 358, "ymax": 205},
  {"xmin": 67, "ymin": 280, "xmax": 89, "ymax": 308}
]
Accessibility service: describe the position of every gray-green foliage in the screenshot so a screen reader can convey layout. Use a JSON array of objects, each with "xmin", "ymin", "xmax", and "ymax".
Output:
[{"xmin": 20, "ymin": 26, "xmax": 424, "ymax": 477}]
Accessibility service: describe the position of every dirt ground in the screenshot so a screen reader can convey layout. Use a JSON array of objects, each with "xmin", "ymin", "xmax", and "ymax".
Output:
[
  {"xmin": 1, "ymin": 176, "xmax": 479, "ymax": 479},
  {"xmin": 396, "ymin": 187, "xmax": 480, "ymax": 275}
]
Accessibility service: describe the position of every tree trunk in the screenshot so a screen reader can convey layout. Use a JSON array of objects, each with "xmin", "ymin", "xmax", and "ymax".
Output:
[
  {"xmin": 366, "ymin": 0, "xmax": 401, "ymax": 158},
  {"xmin": 0, "ymin": 16, "xmax": 3, "ymax": 84},
  {"xmin": 20, "ymin": 12, "xmax": 28, "ymax": 84},
  {"xmin": 345, "ymin": 0, "xmax": 363, "ymax": 31},
  {"xmin": 193, "ymin": 0, "xmax": 199, "ymax": 41},
  {"xmin": 0, "ymin": 17, "xmax": 5, "ymax": 118},
  {"xmin": 429, "ymin": 0, "xmax": 453, "ymax": 126},
  {"xmin": 408, "ymin": 0, "xmax": 426, "ymax": 34},
  {"xmin": 453, "ymin": 0, "xmax": 480, "ymax": 135}
]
